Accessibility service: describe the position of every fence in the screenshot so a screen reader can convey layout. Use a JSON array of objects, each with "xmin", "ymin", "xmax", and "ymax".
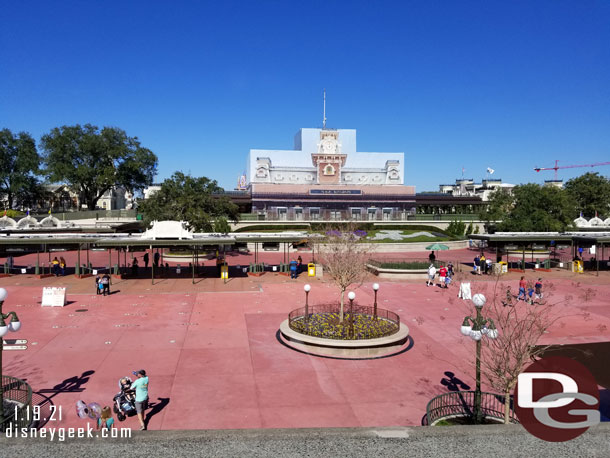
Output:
[
  {"xmin": 424, "ymin": 390, "xmax": 519, "ymax": 425},
  {"xmin": 288, "ymin": 303, "xmax": 400, "ymax": 340},
  {"xmin": 31, "ymin": 209, "xmax": 137, "ymax": 221},
  {"xmin": 0, "ymin": 376, "xmax": 33, "ymax": 432}
]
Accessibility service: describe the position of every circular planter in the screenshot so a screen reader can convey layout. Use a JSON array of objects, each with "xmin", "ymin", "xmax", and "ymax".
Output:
[{"xmin": 279, "ymin": 319, "xmax": 410, "ymax": 359}]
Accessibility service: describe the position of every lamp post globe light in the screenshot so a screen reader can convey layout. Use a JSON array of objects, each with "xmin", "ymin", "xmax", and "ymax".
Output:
[
  {"xmin": 459, "ymin": 293, "xmax": 498, "ymax": 424},
  {"xmin": 0, "ymin": 288, "xmax": 22, "ymax": 428},
  {"xmin": 304, "ymin": 284, "xmax": 311, "ymax": 327},
  {"xmin": 372, "ymin": 283, "xmax": 379, "ymax": 319}
]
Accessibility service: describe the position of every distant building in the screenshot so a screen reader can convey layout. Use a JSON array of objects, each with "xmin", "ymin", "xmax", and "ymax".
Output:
[
  {"xmin": 246, "ymin": 127, "xmax": 416, "ymax": 220},
  {"xmin": 143, "ymin": 184, "xmax": 162, "ymax": 200},
  {"xmin": 439, "ymin": 178, "xmax": 515, "ymax": 201},
  {"xmin": 97, "ymin": 187, "xmax": 134, "ymax": 210},
  {"xmin": 544, "ymin": 180, "xmax": 564, "ymax": 188}
]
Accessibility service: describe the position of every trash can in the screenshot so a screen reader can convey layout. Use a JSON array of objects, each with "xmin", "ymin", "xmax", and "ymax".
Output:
[
  {"xmin": 308, "ymin": 263, "xmax": 316, "ymax": 277},
  {"xmin": 176, "ymin": 264, "xmax": 181, "ymax": 274},
  {"xmin": 498, "ymin": 261, "xmax": 508, "ymax": 274},
  {"xmin": 221, "ymin": 264, "xmax": 229, "ymax": 279},
  {"xmin": 572, "ymin": 260, "xmax": 583, "ymax": 273}
]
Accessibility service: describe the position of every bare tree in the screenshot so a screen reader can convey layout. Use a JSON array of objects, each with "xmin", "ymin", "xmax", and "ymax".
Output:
[
  {"xmin": 315, "ymin": 224, "xmax": 371, "ymax": 322},
  {"xmin": 479, "ymin": 278, "xmax": 558, "ymax": 424}
]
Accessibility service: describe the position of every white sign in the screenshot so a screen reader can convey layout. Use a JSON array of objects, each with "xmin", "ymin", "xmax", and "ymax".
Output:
[
  {"xmin": 3, "ymin": 345, "xmax": 27, "ymax": 351},
  {"xmin": 3, "ymin": 339, "xmax": 27, "ymax": 345},
  {"xmin": 41, "ymin": 287, "xmax": 67, "ymax": 307},
  {"xmin": 21, "ymin": 268, "xmax": 26, "ymax": 274},
  {"xmin": 92, "ymin": 269, "xmax": 98, "ymax": 275}
]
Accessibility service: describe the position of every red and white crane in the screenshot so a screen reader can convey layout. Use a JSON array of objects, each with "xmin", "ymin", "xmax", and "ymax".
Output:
[{"xmin": 534, "ymin": 160, "xmax": 610, "ymax": 180}]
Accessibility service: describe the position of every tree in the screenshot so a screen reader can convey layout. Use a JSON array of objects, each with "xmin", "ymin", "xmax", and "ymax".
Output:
[
  {"xmin": 465, "ymin": 222, "xmax": 474, "ymax": 236},
  {"xmin": 213, "ymin": 216, "xmax": 231, "ymax": 234},
  {"xmin": 446, "ymin": 219, "xmax": 466, "ymax": 238},
  {"xmin": 480, "ymin": 279, "xmax": 559, "ymax": 423},
  {"xmin": 138, "ymin": 172, "xmax": 239, "ymax": 232},
  {"xmin": 495, "ymin": 184, "xmax": 575, "ymax": 232},
  {"xmin": 40, "ymin": 124, "xmax": 158, "ymax": 210},
  {"xmin": 316, "ymin": 225, "xmax": 371, "ymax": 322},
  {"xmin": 564, "ymin": 172, "xmax": 610, "ymax": 219},
  {"xmin": 0, "ymin": 129, "xmax": 41, "ymax": 209},
  {"xmin": 479, "ymin": 188, "xmax": 513, "ymax": 226}
]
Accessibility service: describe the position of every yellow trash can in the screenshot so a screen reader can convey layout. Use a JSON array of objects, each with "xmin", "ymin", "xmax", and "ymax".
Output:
[
  {"xmin": 499, "ymin": 261, "xmax": 508, "ymax": 274},
  {"xmin": 221, "ymin": 264, "xmax": 229, "ymax": 279},
  {"xmin": 572, "ymin": 260, "xmax": 583, "ymax": 274},
  {"xmin": 307, "ymin": 263, "xmax": 316, "ymax": 277}
]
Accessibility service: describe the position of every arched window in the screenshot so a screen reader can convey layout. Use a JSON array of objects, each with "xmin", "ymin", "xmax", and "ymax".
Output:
[{"xmin": 324, "ymin": 164, "xmax": 335, "ymax": 176}]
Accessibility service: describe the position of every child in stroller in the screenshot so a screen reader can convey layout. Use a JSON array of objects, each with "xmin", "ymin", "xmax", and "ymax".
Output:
[{"xmin": 113, "ymin": 376, "xmax": 136, "ymax": 421}]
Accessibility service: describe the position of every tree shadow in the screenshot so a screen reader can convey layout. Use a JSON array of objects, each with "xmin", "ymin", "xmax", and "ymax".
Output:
[{"xmin": 144, "ymin": 397, "xmax": 170, "ymax": 428}]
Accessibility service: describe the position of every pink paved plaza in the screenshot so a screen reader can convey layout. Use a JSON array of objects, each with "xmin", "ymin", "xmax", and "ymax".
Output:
[{"xmin": 1, "ymin": 248, "xmax": 609, "ymax": 431}]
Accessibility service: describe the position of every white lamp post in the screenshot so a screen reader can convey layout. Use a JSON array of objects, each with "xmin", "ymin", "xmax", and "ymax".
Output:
[
  {"xmin": 0, "ymin": 288, "xmax": 22, "ymax": 427},
  {"xmin": 459, "ymin": 293, "xmax": 498, "ymax": 424},
  {"xmin": 304, "ymin": 284, "xmax": 311, "ymax": 328},
  {"xmin": 372, "ymin": 283, "xmax": 379, "ymax": 319},
  {"xmin": 348, "ymin": 291, "xmax": 356, "ymax": 338}
]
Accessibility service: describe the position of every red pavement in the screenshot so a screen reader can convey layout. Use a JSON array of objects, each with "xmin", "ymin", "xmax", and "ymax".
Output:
[{"xmin": 1, "ymin": 248, "xmax": 609, "ymax": 431}]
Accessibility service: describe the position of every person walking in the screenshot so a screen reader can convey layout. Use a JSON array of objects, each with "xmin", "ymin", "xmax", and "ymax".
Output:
[
  {"xmin": 438, "ymin": 265, "xmax": 447, "ymax": 288},
  {"xmin": 132, "ymin": 257, "xmax": 139, "ymax": 277},
  {"xmin": 143, "ymin": 252, "xmax": 149, "ymax": 269},
  {"xmin": 102, "ymin": 272, "xmax": 111, "ymax": 296},
  {"xmin": 517, "ymin": 276, "xmax": 527, "ymax": 301},
  {"xmin": 429, "ymin": 251, "xmax": 436, "ymax": 264},
  {"xmin": 153, "ymin": 251, "xmax": 160, "ymax": 268},
  {"xmin": 534, "ymin": 278, "xmax": 543, "ymax": 303},
  {"xmin": 52, "ymin": 257, "xmax": 60, "ymax": 276},
  {"xmin": 95, "ymin": 275, "xmax": 102, "ymax": 295},
  {"xmin": 297, "ymin": 255, "xmax": 303, "ymax": 273},
  {"xmin": 479, "ymin": 254, "xmax": 486, "ymax": 275},
  {"xmin": 473, "ymin": 255, "xmax": 480, "ymax": 275},
  {"xmin": 131, "ymin": 369, "xmax": 149, "ymax": 430},
  {"xmin": 59, "ymin": 257, "xmax": 66, "ymax": 276},
  {"xmin": 289, "ymin": 259, "xmax": 298, "ymax": 279},
  {"xmin": 427, "ymin": 263, "xmax": 436, "ymax": 286}
]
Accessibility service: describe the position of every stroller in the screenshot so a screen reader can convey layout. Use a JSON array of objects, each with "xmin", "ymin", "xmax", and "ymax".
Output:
[{"xmin": 112, "ymin": 376, "xmax": 136, "ymax": 421}]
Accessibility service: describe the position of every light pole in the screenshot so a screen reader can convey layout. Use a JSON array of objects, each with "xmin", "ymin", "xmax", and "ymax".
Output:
[
  {"xmin": 0, "ymin": 288, "xmax": 22, "ymax": 428},
  {"xmin": 372, "ymin": 283, "xmax": 379, "ymax": 319},
  {"xmin": 304, "ymin": 284, "xmax": 311, "ymax": 331},
  {"xmin": 348, "ymin": 291, "xmax": 356, "ymax": 338},
  {"xmin": 459, "ymin": 293, "xmax": 498, "ymax": 424}
]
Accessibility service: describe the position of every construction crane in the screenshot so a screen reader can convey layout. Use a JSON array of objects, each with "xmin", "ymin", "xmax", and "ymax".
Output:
[{"xmin": 534, "ymin": 160, "xmax": 610, "ymax": 180}]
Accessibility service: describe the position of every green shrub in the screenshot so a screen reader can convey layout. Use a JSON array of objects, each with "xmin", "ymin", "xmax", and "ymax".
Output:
[{"xmin": 446, "ymin": 219, "xmax": 466, "ymax": 237}]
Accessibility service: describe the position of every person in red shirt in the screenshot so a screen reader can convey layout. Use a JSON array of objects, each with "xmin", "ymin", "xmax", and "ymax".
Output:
[
  {"xmin": 438, "ymin": 265, "xmax": 448, "ymax": 288},
  {"xmin": 517, "ymin": 276, "xmax": 527, "ymax": 301}
]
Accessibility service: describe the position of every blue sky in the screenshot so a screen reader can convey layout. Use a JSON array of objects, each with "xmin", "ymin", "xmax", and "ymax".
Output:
[{"xmin": 2, "ymin": 1, "xmax": 609, "ymax": 192}]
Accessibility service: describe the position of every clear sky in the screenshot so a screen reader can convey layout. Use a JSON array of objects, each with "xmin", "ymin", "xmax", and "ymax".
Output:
[{"xmin": 2, "ymin": 0, "xmax": 609, "ymax": 192}]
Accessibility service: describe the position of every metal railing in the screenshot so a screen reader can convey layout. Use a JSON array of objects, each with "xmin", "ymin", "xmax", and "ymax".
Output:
[
  {"xmin": 0, "ymin": 376, "xmax": 33, "ymax": 432},
  {"xmin": 424, "ymin": 391, "xmax": 519, "ymax": 425},
  {"xmin": 31, "ymin": 209, "xmax": 137, "ymax": 221},
  {"xmin": 288, "ymin": 303, "xmax": 400, "ymax": 340}
]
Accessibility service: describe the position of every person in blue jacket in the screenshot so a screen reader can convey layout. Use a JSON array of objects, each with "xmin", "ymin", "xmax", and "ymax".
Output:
[{"xmin": 289, "ymin": 260, "xmax": 298, "ymax": 279}]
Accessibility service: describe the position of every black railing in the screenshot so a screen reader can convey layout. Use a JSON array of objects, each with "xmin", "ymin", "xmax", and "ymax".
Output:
[
  {"xmin": 1, "ymin": 376, "xmax": 33, "ymax": 432},
  {"xmin": 424, "ymin": 390, "xmax": 519, "ymax": 425},
  {"xmin": 288, "ymin": 302, "xmax": 400, "ymax": 340}
]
